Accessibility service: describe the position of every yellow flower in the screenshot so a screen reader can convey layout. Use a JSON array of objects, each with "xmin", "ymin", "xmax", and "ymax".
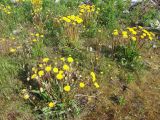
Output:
[
  {"xmin": 45, "ymin": 66, "xmax": 52, "ymax": 72},
  {"xmin": 31, "ymin": 74, "xmax": 37, "ymax": 79},
  {"xmin": 10, "ymin": 48, "xmax": 16, "ymax": 53},
  {"xmin": 7, "ymin": 11, "xmax": 11, "ymax": 14},
  {"xmin": 32, "ymin": 67, "xmax": 37, "ymax": 73},
  {"xmin": 138, "ymin": 26, "xmax": 143, "ymax": 29},
  {"xmin": 122, "ymin": 34, "xmax": 128, "ymax": 38},
  {"xmin": 90, "ymin": 72, "xmax": 96, "ymax": 82},
  {"xmin": 140, "ymin": 35, "xmax": 144, "ymax": 39},
  {"xmin": 35, "ymin": 33, "xmax": 39, "ymax": 37},
  {"xmin": 67, "ymin": 57, "xmax": 74, "ymax": 63},
  {"xmin": 113, "ymin": 31, "xmax": 118, "ymax": 36},
  {"xmin": 143, "ymin": 33, "xmax": 147, "ymax": 37},
  {"xmin": 127, "ymin": 27, "xmax": 133, "ymax": 31},
  {"xmin": 63, "ymin": 64, "xmax": 69, "ymax": 71},
  {"xmin": 149, "ymin": 37, "xmax": 153, "ymax": 40},
  {"xmin": 32, "ymin": 39, "xmax": 37, "ymax": 42},
  {"xmin": 131, "ymin": 31, "xmax": 137, "ymax": 35},
  {"xmin": 40, "ymin": 35, "xmax": 44, "ymax": 38},
  {"xmin": 17, "ymin": 46, "xmax": 22, "ymax": 49},
  {"xmin": 48, "ymin": 102, "xmax": 55, "ymax": 108},
  {"xmin": 38, "ymin": 70, "xmax": 44, "ymax": 77},
  {"xmin": 87, "ymin": 9, "xmax": 91, "ymax": 12},
  {"xmin": 62, "ymin": 17, "xmax": 71, "ymax": 23},
  {"xmin": 150, "ymin": 32, "xmax": 155, "ymax": 37},
  {"xmin": 79, "ymin": 82, "xmax": 85, "ymax": 88},
  {"xmin": 24, "ymin": 94, "xmax": 29, "ymax": 100},
  {"xmin": 56, "ymin": 73, "xmax": 64, "ymax": 80},
  {"xmin": 122, "ymin": 31, "xmax": 127, "ymax": 35},
  {"xmin": 39, "ymin": 64, "xmax": 43, "ymax": 68},
  {"xmin": 143, "ymin": 29, "xmax": 149, "ymax": 34},
  {"xmin": 122, "ymin": 31, "xmax": 128, "ymax": 38},
  {"xmin": 43, "ymin": 58, "xmax": 49, "ymax": 62},
  {"xmin": 53, "ymin": 67, "xmax": 59, "ymax": 73},
  {"xmin": 131, "ymin": 36, "xmax": 137, "ymax": 41},
  {"xmin": 70, "ymin": 15, "xmax": 75, "ymax": 20},
  {"xmin": 94, "ymin": 82, "xmax": 100, "ymax": 88},
  {"xmin": 79, "ymin": 13, "xmax": 82, "ymax": 16},
  {"xmin": 59, "ymin": 70, "xmax": 64, "ymax": 74},
  {"xmin": 60, "ymin": 57, "xmax": 65, "ymax": 61},
  {"xmin": 72, "ymin": 22, "xmax": 76, "ymax": 25},
  {"xmin": 80, "ymin": 9, "xmax": 84, "ymax": 13},
  {"xmin": 76, "ymin": 18, "xmax": 83, "ymax": 24},
  {"xmin": 64, "ymin": 85, "xmax": 71, "ymax": 92}
]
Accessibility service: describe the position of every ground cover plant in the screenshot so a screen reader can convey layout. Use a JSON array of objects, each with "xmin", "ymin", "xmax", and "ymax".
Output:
[{"xmin": 0, "ymin": 0, "xmax": 160, "ymax": 120}]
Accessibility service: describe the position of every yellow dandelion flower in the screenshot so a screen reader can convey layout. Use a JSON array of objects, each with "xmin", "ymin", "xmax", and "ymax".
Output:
[
  {"xmin": 64, "ymin": 85, "xmax": 71, "ymax": 92},
  {"xmin": 63, "ymin": 64, "xmax": 69, "ymax": 71},
  {"xmin": 40, "ymin": 35, "xmax": 44, "ymax": 38},
  {"xmin": 32, "ymin": 67, "xmax": 37, "ymax": 73},
  {"xmin": 38, "ymin": 70, "xmax": 44, "ymax": 77},
  {"xmin": 32, "ymin": 39, "xmax": 37, "ymax": 42},
  {"xmin": 87, "ymin": 9, "xmax": 91, "ymax": 12},
  {"xmin": 70, "ymin": 15, "xmax": 75, "ymax": 20},
  {"xmin": 31, "ymin": 74, "xmax": 37, "ymax": 79},
  {"xmin": 143, "ymin": 29, "xmax": 149, "ymax": 34},
  {"xmin": 113, "ymin": 31, "xmax": 118, "ymax": 36},
  {"xmin": 80, "ymin": 9, "xmax": 84, "ymax": 13},
  {"xmin": 45, "ymin": 66, "xmax": 52, "ymax": 72},
  {"xmin": 79, "ymin": 82, "xmax": 85, "ymax": 88},
  {"xmin": 140, "ymin": 35, "xmax": 144, "ymax": 39},
  {"xmin": 76, "ymin": 18, "xmax": 83, "ymax": 24},
  {"xmin": 149, "ymin": 37, "xmax": 153, "ymax": 40},
  {"xmin": 60, "ymin": 57, "xmax": 65, "ymax": 61},
  {"xmin": 24, "ymin": 94, "xmax": 29, "ymax": 100},
  {"xmin": 150, "ymin": 32, "xmax": 155, "ymax": 37},
  {"xmin": 48, "ymin": 102, "xmax": 55, "ymax": 108},
  {"xmin": 7, "ymin": 11, "xmax": 11, "ymax": 14},
  {"xmin": 62, "ymin": 17, "xmax": 71, "ymax": 23},
  {"xmin": 79, "ymin": 13, "xmax": 82, "ymax": 16},
  {"xmin": 39, "ymin": 64, "xmax": 43, "ymax": 68},
  {"xmin": 131, "ymin": 31, "xmax": 137, "ymax": 35},
  {"xmin": 67, "ymin": 57, "xmax": 74, "ymax": 63},
  {"xmin": 36, "ymin": 33, "xmax": 39, "ymax": 37},
  {"xmin": 56, "ymin": 73, "xmax": 64, "ymax": 80},
  {"xmin": 143, "ymin": 33, "xmax": 147, "ymax": 37},
  {"xmin": 43, "ymin": 58, "xmax": 49, "ymax": 62},
  {"xmin": 122, "ymin": 34, "xmax": 128, "ymax": 38},
  {"xmin": 32, "ymin": 67, "xmax": 36, "ymax": 71},
  {"xmin": 10, "ymin": 48, "xmax": 16, "ymax": 53},
  {"xmin": 72, "ymin": 22, "xmax": 76, "ymax": 25},
  {"xmin": 53, "ymin": 67, "xmax": 59, "ymax": 73},
  {"xmin": 131, "ymin": 36, "xmax": 137, "ymax": 41},
  {"xmin": 90, "ymin": 72, "xmax": 96, "ymax": 82},
  {"xmin": 122, "ymin": 31, "xmax": 127, "ymax": 35},
  {"xmin": 138, "ymin": 26, "xmax": 143, "ymax": 29},
  {"xmin": 94, "ymin": 82, "xmax": 100, "ymax": 88},
  {"xmin": 59, "ymin": 70, "xmax": 64, "ymax": 74}
]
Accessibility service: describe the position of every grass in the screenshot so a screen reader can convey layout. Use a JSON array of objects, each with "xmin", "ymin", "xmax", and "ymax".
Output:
[{"xmin": 0, "ymin": 0, "xmax": 160, "ymax": 119}]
